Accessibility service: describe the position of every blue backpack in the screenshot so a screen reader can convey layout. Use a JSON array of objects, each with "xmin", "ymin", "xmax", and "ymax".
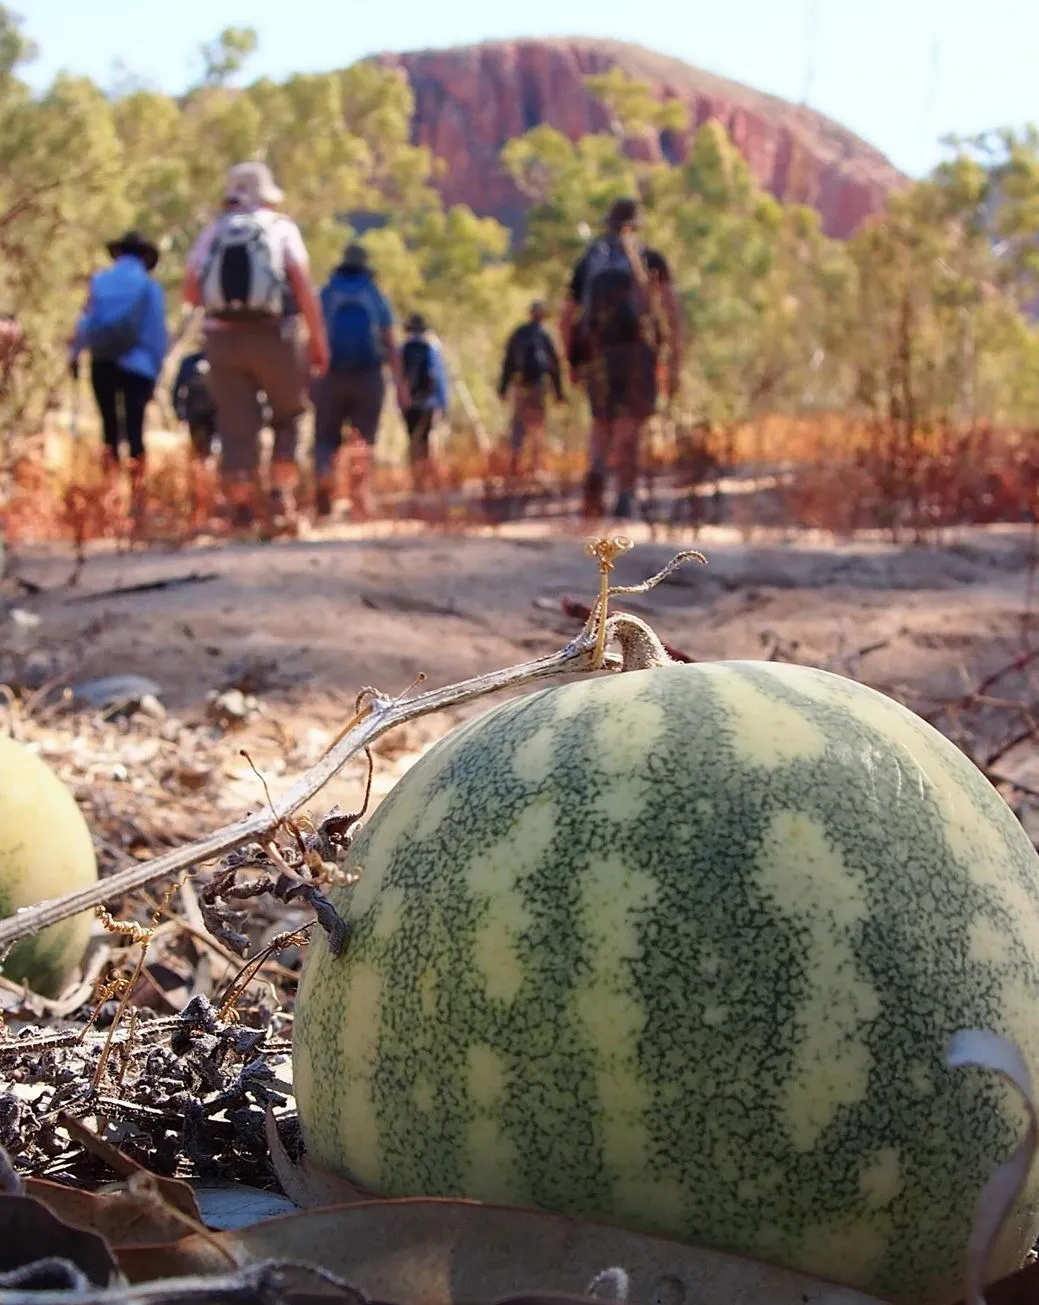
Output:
[
  {"xmin": 85, "ymin": 282, "xmax": 150, "ymax": 362},
  {"xmin": 322, "ymin": 274, "xmax": 383, "ymax": 374}
]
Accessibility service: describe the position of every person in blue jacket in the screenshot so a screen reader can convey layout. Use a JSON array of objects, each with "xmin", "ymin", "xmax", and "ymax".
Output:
[
  {"xmin": 311, "ymin": 242, "xmax": 409, "ymax": 520},
  {"xmin": 69, "ymin": 230, "xmax": 167, "ymax": 495},
  {"xmin": 399, "ymin": 312, "xmax": 449, "ymax": 490}
]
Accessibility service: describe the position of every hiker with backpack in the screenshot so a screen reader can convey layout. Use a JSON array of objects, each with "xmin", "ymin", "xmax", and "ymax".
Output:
[
  {"xmin": 560, "ymin": 197, "xmax": 682, "ymax": 520},
  {"xmin": 182, "ymin": 162, "xmax": 329, "ymax": 534},
  {"xmin": 311, "ymin": 242, "xmax": 410, "ymax": 520},
  {"xmin": 400, "ymin": 313, "xmax": 449, "ymax": 491},
  {"xmin": 171, "ymin": 349, "xmax": 218, "ymax": 463},
  {"xmin": 498, "ymin": 299, "xmax": 563, "ymax": 483},
  {"xmin": 170, "ymin": 347, "xmax": 221, "ymax": 523},
  {"xmin": 68, "ymin": 230, "xmax": 168, "ymax": 510}
]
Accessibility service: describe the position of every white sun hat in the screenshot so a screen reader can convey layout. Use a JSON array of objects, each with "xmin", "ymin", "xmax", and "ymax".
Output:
[{"xmin": 224, "ymin": 161, "xmax": 284, "ymax": 207}]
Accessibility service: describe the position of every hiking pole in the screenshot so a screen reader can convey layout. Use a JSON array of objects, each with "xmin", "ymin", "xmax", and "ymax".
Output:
[
  {"xmin": 438, "ymin": 339, "xmax": 491, "ymax": 454},
  {"xmin": 68, "ymin": 356, "xmax": 82, "ymax": 446}
]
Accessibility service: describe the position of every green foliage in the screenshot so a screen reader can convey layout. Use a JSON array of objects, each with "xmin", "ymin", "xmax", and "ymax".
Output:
[
  {"xmin": 505, "ymin": 69, "xmax": 1039, "ymax": 431},
  {"xmin": 1, "ymin": 30, "xmax": 1038, "ymax": 452},
  {"xmin": 0, "ymin": 5, "xmax": 34, "ymax": 81},
  {"xmin": 584, "ymin": 67, "xmax": 689, "ymax": 137},
  {"xmin": 199, "ymin": 26, "xmax": 259, "ymax": 89}
]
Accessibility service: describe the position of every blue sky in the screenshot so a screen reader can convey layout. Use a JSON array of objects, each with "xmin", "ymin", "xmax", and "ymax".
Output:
[{"xmin": 18, "ymin": 0, "xmax": 1038, "ymax": 178}]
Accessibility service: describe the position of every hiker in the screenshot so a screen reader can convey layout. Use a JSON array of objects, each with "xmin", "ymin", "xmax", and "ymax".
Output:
[
  {"xmin": 68, "ymin": 230, "xmax": 167, "ymax": 507},
  {"xmin": 498, "ymin": 299, "xmax": 563, "ymax": 482},
  {"xmin": 399, "ymin": 312, "xmax": 449, "ymax": 492},
  {"xmin": 311, "ymin": 242, "xmax": 410, "ymax": 520},
  {"xmin": 0, "ymin": 315, "xmax": 23, "ymax": 397},
  {"xmin": 0, "ymin": 315, "xmax": 22, "ymax": 364},
  {"xmin": 170, "ymin": 347, "xmax": 221, "ymax": 523},
  {"xmin": 182, "ymin": 162, "xmax": 329, "ymax": 534},
  {"xmin": 560, "ymin": 197, "xmax": 682, "ymax": 520},
  {"xmin": 171, "ymin": 349, "xmax": 218, "ymax": 463}
]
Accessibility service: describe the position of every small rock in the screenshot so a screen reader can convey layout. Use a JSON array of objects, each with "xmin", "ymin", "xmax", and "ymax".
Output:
[
  {"xmin": 122, "ymin": 740, "xmax": 160, "ymax": 766},
  {"xmin": 176, "ymin": 764, "xmax": 212, "ymax": 791},
  {"xmin": 20, "ymin": 650, "xmax": 62, "ymax": 691},
  {"xmin": 72, "ymin": 674, "xmax": 164, "ymax": 712},
  {"xmin": 221, "ymin": 656, "xmax": 280, "ymax": 695},
  {"xmin": 136, "ymin": 693, "xmax": 167, "ymax": 722},
  {"xmin": 297, "ymin": 726, "xmax": 331, "ymax": 764},
  {"xmin": 206, "ymin": 688, "xmax": 259, "ymax": 728}
]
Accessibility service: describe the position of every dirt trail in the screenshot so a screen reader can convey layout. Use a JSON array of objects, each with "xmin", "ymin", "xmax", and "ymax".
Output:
[{"xmin": 5, "ymin": 520, "xmax": 1037, "ymax": 822}]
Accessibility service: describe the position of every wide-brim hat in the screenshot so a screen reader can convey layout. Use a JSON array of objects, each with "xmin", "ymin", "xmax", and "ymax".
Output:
[
  {"xmin": 106, "ymin": 230, "xmax": 160, "ymax": 272},
  {"xmin": 224, "ymin": 161, "xmax": 284, "ymax": 208}
]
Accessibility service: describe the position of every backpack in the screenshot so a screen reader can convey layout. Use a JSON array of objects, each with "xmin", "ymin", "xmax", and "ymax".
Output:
[
  {"xmin": 200, "ymin": 210, "xmax": 286, "ymax": 317},
  {"xmin": 183, "ymin": 363, "xmax": 216, "ymax": 427},
  {"xmin": 402, "ymin": 337, "xmax": 435, "ymax": 403},
  {"xmin": 85, "ymin": 281, "xmax": 149, "ymax": 362},
  {"xmin": 521, "ymin": 329, "xmax": 551, "ymax": 385},
  {"xmin": 580, "ymin": 236, "xmax": 647, "ymax": 348},
  {"xmin": 323, "ymin": 275, "xmax": 383, "ymax": 373}
]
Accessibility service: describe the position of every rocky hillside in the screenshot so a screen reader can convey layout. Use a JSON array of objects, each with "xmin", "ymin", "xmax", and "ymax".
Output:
[{"xmin": 373, "ymin": 38, "xmax": 905, "ymax": 239}]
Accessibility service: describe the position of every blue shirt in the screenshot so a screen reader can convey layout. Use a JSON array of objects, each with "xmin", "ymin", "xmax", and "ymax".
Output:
[
  {"xmin": 403, "ymin": 333, "xmax": 450, "ymax": 412},
  {"xmin": 74, "ymin": 255, "xmax": 168, "ymax": 381}
]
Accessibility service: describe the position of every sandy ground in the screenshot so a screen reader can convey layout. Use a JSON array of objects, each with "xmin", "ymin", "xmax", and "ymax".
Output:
[{"xmin": 4, "ymin": 519, "xmax": 1039, "ymax": 832}]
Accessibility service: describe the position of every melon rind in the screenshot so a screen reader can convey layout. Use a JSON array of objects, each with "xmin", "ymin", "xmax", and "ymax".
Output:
[{"xmin": 0, "ymin": 735, "xmax": 97, "ymax": 997}]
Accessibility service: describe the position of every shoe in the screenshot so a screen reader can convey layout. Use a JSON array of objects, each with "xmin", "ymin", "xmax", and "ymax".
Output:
[
  {"xmin": 350, "ymin": 488, "xmax": 376, "ymax": 521},
  {"xmin": 344, "ymin": 443, "xmax": 375, "ymax": 520},
  {"xmin": 229, "ymin": 501, "xmax": 254, "ymax": 531},
  {"xmin": 266, "ymin": 486, "xmax": 298, "ymax": 537}
]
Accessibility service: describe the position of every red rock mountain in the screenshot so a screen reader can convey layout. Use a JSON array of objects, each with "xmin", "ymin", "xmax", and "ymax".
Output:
[{"xmin": 373, "ymin": 38, "xmax": 905, "ymax": 239}]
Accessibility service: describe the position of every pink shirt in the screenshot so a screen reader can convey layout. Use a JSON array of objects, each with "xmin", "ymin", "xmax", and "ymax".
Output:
[{"xmin": 187, "ymin": 205, "xmax": 309, "ymax": 330}]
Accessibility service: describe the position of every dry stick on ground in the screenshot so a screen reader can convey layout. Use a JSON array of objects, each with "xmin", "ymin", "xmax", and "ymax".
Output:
[
  {"xmin": 0, "ymin": 1261, "xmax": 373, "ymax": 1305},
  {"xmin": 921, "ymin": 646, "xmax": 1039, "ymax": 725},
  {"xmin": 0, "ymin": 549, "xmax": 704, "ymax": 957}
]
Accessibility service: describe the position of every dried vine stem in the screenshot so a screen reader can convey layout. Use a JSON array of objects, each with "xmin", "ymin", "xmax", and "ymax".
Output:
[
  {"xmin": 0, "ymin": 547, "xmax": 705, "ymax": 955},
  {"xmin": 0, "ymin": 640, "xmax": 592, "ymax": 954},
  {"xmin": 0, "ymin": 1259, "xmax": 371, "ymax": 1305}
]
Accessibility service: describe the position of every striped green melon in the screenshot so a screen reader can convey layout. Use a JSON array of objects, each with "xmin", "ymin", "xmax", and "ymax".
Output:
[
  {"xmin": 0, "ymin": 734, "xmax": 97, "ymax": 997},
  {"xmin": 293, "ymin": 660, "xmax": 1039, "ymax": 1305}
]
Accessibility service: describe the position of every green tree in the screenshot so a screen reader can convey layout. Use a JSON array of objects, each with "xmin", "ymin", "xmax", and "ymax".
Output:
[
  {"xmin": 0, "ymin": 4, "xmax": 34, "ymax": 82},
  {"xmin": 199, "ymin": 27, "xmax": 258, "ymax": 89}
]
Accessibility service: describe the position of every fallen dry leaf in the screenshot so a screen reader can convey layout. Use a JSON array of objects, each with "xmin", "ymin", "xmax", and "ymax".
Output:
[
  {"xmin": 265, "ymin": 1106, "xmax": 381, "ymax": 1209},
  {"xmin": 116, "ymin": 1198, "xmax": 891, "ymax": 1305},
  {"xmin": 23, "ymin": 1176, "xmax": 190, "ymax": 1247},
  {"xmin": 0, "ymin": 1192, "xmax": 120, "ymax": 1286},
  {"xmin": 59, "ymin": 1112, "xmax": 204, "ymax": 1223}
]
